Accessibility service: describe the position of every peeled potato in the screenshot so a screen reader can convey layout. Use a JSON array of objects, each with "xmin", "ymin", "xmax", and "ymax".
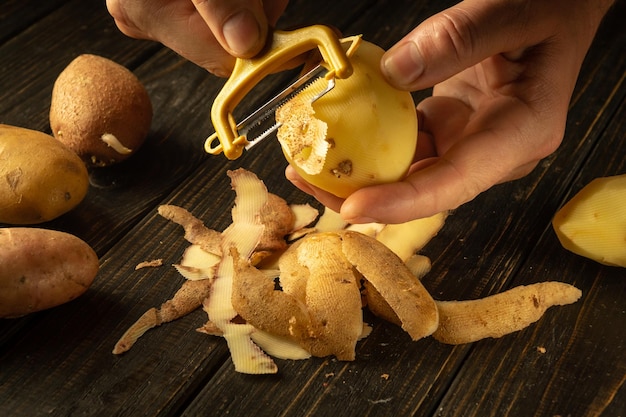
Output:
[
  {"xmin": 50, "ymin": 54, "xmax": 152, "ymax": 167},
  {"xmin": 0, "ymin": 124, "xmax": 89, "ymax": 224},
  {"xmin": 553, "ymin": 174, "xmax": 626, "ymax": 267},
  {"xmin": 276, "ymin": 40, "xmax": 418, "ymax": 198}
]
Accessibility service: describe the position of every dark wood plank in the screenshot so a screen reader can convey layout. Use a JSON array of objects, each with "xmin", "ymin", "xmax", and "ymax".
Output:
[
  {"xmin": 433, "ymin": 96, "xmax": 626, "ymax": 417},
  {"xmin": 0, "ymin": 0, "xmax": 66, "ymax": 42},
  {"xmin": 0, "ymin": 0, "xmax": 624, "ymax": 416}
]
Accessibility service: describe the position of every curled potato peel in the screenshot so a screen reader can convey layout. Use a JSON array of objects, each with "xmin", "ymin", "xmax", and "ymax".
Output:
[
  {"xmin": 233, "ymin": 229, "xmax": 438, "ymax": 360},
  {"xmin": 337, "ymin": 230, "xmax": 438, "ymax": 340},
  {"xmin": 433, "ymin": 282, "xmax": 582, "ymax": 344},
  {"xmin": 291, "ymin": 232, "xmax": 364, "ymax": 360},
  {"xmin": 231, "ymin": 246, "xmax": 314, "ymax": 343}
]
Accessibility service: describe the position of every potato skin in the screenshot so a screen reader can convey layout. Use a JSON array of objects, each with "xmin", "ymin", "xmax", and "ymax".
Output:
[
  {"xmin": 0, "ymin": 124, "xmax": 89, "ymax": 224},
  {"xmin": 49, "ymin": 54, "xmax": 152, "ymax": 167},
  {"xmin": 0, "ymin": 228, "xmax": 99, "ymax": 318}
]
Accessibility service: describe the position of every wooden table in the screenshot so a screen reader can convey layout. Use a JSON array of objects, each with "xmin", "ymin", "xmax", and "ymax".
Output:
[{"xmin": 1, "ymin": 0, "xmax": 625, "ymax": 416}]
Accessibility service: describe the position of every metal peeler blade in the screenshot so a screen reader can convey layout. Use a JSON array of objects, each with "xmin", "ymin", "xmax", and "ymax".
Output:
[
  {"xmin": 241, "ymin": 64, "xmax": 335, "ymax": 150},
  {"xmin": 205, "ymin": 26, "xmax": 360, "ymax": 160}
]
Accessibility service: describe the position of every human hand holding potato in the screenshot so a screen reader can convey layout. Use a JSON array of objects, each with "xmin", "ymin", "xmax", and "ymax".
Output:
[
  {"xmin": 289, "ymin": 0, "xmax": 615, "ymax": 224},
  {"xmin": 107, "ymin": 0, "xmax": 615, "ymax": 224}
]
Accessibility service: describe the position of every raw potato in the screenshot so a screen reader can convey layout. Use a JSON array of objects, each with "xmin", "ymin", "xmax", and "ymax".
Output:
[
  {"xmin": 552, "ymin": 173, "xmax": 626, "ymax": 267},
  {"xmin": 0, "ymin": 228, "xmax": 99, "ymax": 318},
  {"xmin": 0, "ymin": 124, "xmax": 89, "ymax": 224},
  {"xmin": 432, "ymin": 282, "xmax": 582, "ymax": 344},
  {"xmin": 50, "ymin": 54, "xmax": 152, "ymax": 167},
  {"xmin": 276, "ymin": 40, "xmax": 418, "ymax": 198}
]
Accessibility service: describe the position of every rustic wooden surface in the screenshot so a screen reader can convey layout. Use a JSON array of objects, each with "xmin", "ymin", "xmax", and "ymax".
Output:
[{"xmin": 1, "ymin": 0, "xmax": 624, "ymax": 416}]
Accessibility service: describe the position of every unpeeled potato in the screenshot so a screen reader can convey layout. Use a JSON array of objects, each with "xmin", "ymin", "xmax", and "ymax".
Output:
[
  {"xmin": 0, "ymin": 124, "xmax": 89, "ymax": 224},
  {"xmin": 50, "ymin": 54, "xmax": 152, "ymax": 167},
  {"xmin": 0, "ymin": 228, "xmax": 99, "ymax": 318}
]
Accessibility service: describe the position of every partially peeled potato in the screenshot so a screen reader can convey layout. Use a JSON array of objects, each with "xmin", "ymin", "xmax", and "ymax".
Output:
[{"xmin": 276, "ymin": 40, "xmax": 418, "ymax": 198}]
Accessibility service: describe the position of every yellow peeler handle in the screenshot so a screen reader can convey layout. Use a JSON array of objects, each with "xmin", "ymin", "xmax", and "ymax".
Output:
[{"xmin": 205, "ymin": 25, "xmax": 354, "ymax": 160}]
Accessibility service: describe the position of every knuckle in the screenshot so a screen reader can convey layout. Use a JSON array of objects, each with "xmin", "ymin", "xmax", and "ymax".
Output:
[
  {"xmin": 428, "ymin": 9, "xmax": 478, "ymax": 66},
  {"xmin": 198, "ymin": 59, "xmax": 234, "ymax": 78}
]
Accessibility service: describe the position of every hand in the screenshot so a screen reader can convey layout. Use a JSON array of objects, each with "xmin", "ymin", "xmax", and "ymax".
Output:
[
  {"xmin": 106, "ymin": 0, "xmax": 289, "ymax": 77},
  {"xmin": 287, "ymin": 0, "xmax": 614, "ymax": 224}
]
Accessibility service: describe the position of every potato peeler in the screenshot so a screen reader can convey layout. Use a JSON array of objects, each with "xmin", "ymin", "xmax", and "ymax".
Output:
[{"xmin": 204, "ymin": 25, "xmax": 361, "ymax": 160}]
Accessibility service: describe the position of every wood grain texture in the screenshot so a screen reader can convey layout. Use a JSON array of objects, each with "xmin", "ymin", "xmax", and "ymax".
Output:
[{"xmin": 0, "ymin": 0, "xmax": 624, "ymax": 416}]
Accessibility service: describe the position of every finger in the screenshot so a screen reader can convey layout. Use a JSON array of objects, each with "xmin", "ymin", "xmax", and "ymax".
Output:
[
  {"xmin": 191, "ymin": 0, "xmax": 269, "ymax": 58},
  {"xmin": 340, "ymin": 104, "xmax": 540, "ymax": 224},
  {"xmin": 106, "ymin": 0, "xmax": 145, "ymax": 39},
  {"xmin": 413, "ymin": 109, "xmax": 438, "ymax": 161},
  {"xmin": 380, "ymin": 0, "xmax": 542, "ymax": 91},
  {"xmin": 107, "ymin": 0, "xmax": 236, "ymax": 76},
  {"xmin": 417, "ymin": 96, "xmax": 473, "ymax": 156},
  {"xmin": 284, "ymin": 166, "xmax": 345, "ymax": 212},
  {"xmin": 339, "ymin": 145, "xmax": 496, "ymax": 225}
]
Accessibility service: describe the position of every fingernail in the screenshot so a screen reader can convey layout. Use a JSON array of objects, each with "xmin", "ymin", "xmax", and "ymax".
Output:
[
  {"xmin": 223, "ymin": 10, "xmax": 261, "ymax": 56},
  {"xmin": 344, "ymin": 216, "xmax": 378, "ymax": 224},
  {"xmin": 382, "ymin": 42, "xmax": 424, "ymax": 88},
  {"xmin": 340, "ymin": 203, "xmax": 378, "ymax": 224}
]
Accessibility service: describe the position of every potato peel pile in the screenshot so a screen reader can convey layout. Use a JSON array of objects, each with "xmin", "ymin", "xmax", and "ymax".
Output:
[{"xmin": 113, "ymin": 169, "xmax": 582, "ymax": 374}]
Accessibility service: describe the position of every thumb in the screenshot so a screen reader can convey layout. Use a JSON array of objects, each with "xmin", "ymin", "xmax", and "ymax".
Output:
[
  {"xmin": 192, "ymin": 0, "xmax": 269, "ymax": 58},
  {"xmin": 380, "ymin": 0, "xmax": 533, "ymax": 91}
]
